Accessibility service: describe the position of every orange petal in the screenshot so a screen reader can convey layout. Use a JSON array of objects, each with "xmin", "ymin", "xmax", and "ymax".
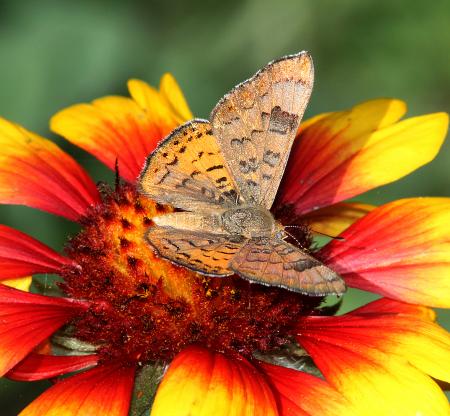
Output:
[
  {"xmin": 297, "ymin": 299, "xmax": 450, "ymax": 415},
  {"xmin": 0, "ymin": 284, "xmax": 89, "ymax": 376},
  {"xmin": 0, "ymin": 118, "xmax": 100, "ymax": 221},
  {"xmin": 278, "ymin": 99, "xmax": 448, "ymax": 215},
  {"xmin": 0, "ymin": 225, "xmax": 73, "ymax": 279},
  {"xmin": 258, "ymin": 361, "xmax": 358, "ymax": 416},
  {"xmin": 319, "ymin": 197, "xmax": 450, "ymax": 307},
  {"xmin": 301, "ymin": 202, "xmax": 375, "ymax": 237},
  {"xmin": 51, "ymin": 76, "xmax": 192, "ymax": 183},
  {"xmin": 19, "ymin": 363, "xmax": 135, "ymax": 416},
  {"xmin": 7, "ymin": 353, "xmax": 98, "ymax": 381},
  {"xmin": 151, "ymin": 346, "xmax": 278, "ymax": 416}
]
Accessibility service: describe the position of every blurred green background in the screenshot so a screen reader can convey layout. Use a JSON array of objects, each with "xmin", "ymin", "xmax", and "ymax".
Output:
[{"xmin": 0, "ymin": 0, "xmax": 449, "ymax": 413}]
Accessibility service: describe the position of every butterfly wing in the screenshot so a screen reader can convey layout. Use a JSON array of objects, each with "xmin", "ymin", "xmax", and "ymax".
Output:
[
  {"xmin": 230, "ymin": 238, "xmax": 345, "ymax": 295},
  {"xmin": 211, "ymin": 52, "xmax": 314, "ymax": 209},
  {"xmin": 146, "ymin": 226, "xmax": 244, "ymax": 276},
  {"xmin": 139, "ymin": 119, "xmax": 242, "ymax": 211}
]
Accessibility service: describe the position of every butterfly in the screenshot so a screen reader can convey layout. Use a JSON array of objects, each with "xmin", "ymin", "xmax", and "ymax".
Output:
[{"xmin": 138, "ymin": 51, "xmax": 346, "ymax": 296}]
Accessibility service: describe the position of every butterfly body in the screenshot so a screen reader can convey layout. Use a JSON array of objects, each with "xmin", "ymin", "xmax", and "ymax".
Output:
[
  {"xmin": 139, "ymin": 52, "xmax": 346, "ymax": 296},
  {"xmin": 220, "ymin": 205, "xmax": 278, "ymax": 238}
]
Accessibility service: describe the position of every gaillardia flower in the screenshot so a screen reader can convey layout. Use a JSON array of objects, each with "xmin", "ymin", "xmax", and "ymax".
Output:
[{"xmin": 0, "ymin": 72, "xmax": 449, "ymax": 416}]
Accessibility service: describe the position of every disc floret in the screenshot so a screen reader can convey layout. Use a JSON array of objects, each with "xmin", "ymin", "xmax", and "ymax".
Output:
[{"xmin": 60, "ymin": 183, "xmax": 320, "ymax": 362}]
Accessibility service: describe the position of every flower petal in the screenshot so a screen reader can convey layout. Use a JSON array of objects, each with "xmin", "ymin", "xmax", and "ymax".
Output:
[
  {"xmin": 2, "ymin": 276, "xmax": 32, "ymax": 291},
  {"xmin": 7, "ymin": 353, "xmax": 98, "ymax": 381},
  {"xmin": 347, "ymin": 299, "xmax": 450, "ymax": 383},
  {"xmin": 278, "ymin": 99, "xmax": 448, "ymax": 215},
  {"xmin": 318, "ymin": 198, "xmax": 450, "ymax": 307},
  {"xmin": 258, "ymin": 361, "xmax": 358, "ymax": 416},
  {"xmin": 152, "ymin": 73, "xmax": 193, "ymax": 123},
  {"xmin": 0, "ymin": 225, "xmax": 73, "ymax": 279},
  {"xmin": 301, "ymin": 202, "xmax": 375, "ymax": 237},
  {"xmin": 151, "ymin": 346, "xmax": 278, "ymax": 416},
  {"xmin": 296, "ymin": 299, "xmax": 450, "ymax": 415},
  {"xmin": 350, "ymin": 296, "xmax": 436, "ymax": 321},
  {"xmin": 300, "ymin": 338, "xmax": 448, "ymax": 416},
  {"xmin": 19, "ymin": 363, "xmax": 135, "ymax": 416},
  {"xmin": 51, "ymin": 76, "xmax": 191, "ymax": 183},
  {"xmin": 0, "ymin": 118, "xmax": 100, "ymax": 221},
  {"xmin": 0, "ymin": 284, "xmax": 89, "ymax": 376},
  {"xmin": 307, "ymin": 299, "xmax": 450, "ymax": 382}
]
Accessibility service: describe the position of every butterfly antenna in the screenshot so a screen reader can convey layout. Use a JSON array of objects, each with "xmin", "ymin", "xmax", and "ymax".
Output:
[
  {"xmin": 311, "ymin": 229, "xmax": 345, "ymax": 241},
  {"xmin": 282, "ymin": 229, "xmax": 301, "ymax": 246},
  {"xmin": 284, "ymin": 225, "xmax": 345, "ymax": 241}
]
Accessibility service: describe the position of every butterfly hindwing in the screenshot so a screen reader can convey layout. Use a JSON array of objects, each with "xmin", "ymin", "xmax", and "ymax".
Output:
[
  {"xmin": 146, "ymin": 226, "xmax": 244, "ymax": 276},
  {"xmin": 211, "ymin": 52, "xmax": 314, "ymax": 209},
  {"xmin": 230, "ymin": 238, "xmax": 346, "ymax": 295},
  {"xmin": 139, "ymin": 120, "xmax": 241, "ymax": 211}
]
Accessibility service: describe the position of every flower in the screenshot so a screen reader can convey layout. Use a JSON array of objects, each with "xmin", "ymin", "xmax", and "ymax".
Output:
[{"xmin": 0, "ymin": 72, "xmax": 449, "ymax": 416}]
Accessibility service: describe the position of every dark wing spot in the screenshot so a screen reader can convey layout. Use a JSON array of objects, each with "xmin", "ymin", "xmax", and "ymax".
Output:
[
  {"xmin": 175, "ymin": 177, "xmax": 190, "ymax": 188},
  {"xmin": 230, "ymin": 137, "xmax": 251, "ymax": 147},
  {"xmin": 167, "ymin": 156, "xmax": 179, "ymax": 166},
  {"xmin": 206, "ymin": 165, "xmax": 224, "ymax": 172},
  {"xmin": 290, "ymin": 258, "xmax": 321, "ymax": 272},
  {"xmin": 268, "ymin": 106, "xmax": 299, "ymax": 135},
  {"xmin": 263, "ymin": 150, "xmax": 281, "ymax": 167},
  {"xmin": 239, "ymin": 159, "xmax": 258, "ymax": 174},
  {"xmin": 246, "ymin": 179, "xmax": 258, "ymax": 187}
]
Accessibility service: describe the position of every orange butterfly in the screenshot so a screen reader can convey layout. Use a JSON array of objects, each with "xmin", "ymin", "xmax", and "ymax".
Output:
[{"xmin": 139, "ymin": 52, "xmax": 345, "ymax": 296}]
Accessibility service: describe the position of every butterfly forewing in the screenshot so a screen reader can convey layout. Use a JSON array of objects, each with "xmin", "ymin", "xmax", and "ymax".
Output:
[
  {"xmin": 230, "ymin": 238, "xmax": 346, "ymax": 295},
  {"xmin": 146, "ymin": 227, "xmax": 243, "ymax": 276},
  {"xmin": 139, "ymin": 120, "xmax": 241, "ymax": 212},
  {"xmin": 211, "ymin": 52, "xmax": 314, "ymax": 209}
]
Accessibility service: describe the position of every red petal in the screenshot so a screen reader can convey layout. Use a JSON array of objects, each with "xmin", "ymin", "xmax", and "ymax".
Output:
[
  {"xmin": 151, "ymin": 346, "xmax": 278, "ymax": 416},
  {"xmin": 7, "ymin": 353, "xmax": 98, "ymax": 381},
  {"xmin": 0, "ymin": 225, "xmax": 73, "ymax": 279},
  {"xmin": 0, "ymin": 284, "xmax": 89, "ymax": 376},
  {"xmin": 0, "ymin": 118, "xmax": 100, "ymax": 221},
  {"xmin": 318, "ymin": 198, "xmax": 450, "ymax": 307},
  {"xmin": 258, "ymin": 362, "xmax": 357, "ymax": 416},
  {"xmin": 19, "ymin": 363, "xmax": 135, "ymax": 416}
]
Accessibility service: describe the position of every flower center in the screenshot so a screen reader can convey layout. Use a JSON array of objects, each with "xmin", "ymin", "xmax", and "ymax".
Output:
[{"xmin": 60, "ymin": 183, "xmax": 321, "ymax": 363}]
